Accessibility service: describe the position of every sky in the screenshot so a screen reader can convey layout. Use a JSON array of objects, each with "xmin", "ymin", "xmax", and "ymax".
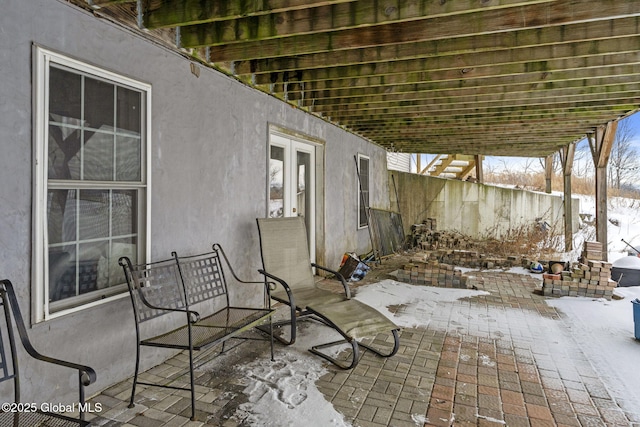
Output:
[{"xmin": 215, "ymin": 194, "xmax": 640, "ymax": 426}]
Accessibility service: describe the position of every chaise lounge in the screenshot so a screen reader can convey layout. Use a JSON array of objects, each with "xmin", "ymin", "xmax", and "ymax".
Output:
[{"xmin": 256, "ymin": 216, "xmax": 400, "ymax": 369}]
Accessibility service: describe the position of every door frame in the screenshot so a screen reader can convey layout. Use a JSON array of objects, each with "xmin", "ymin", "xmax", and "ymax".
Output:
[{"xmin": 267, "ymin": 125, "xmax": 324, "ymax": 265}]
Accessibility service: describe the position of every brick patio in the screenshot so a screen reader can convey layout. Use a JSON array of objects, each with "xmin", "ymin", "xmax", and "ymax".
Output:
[{"xmin": 85, "ymin": 270, "xmax": 640, "ymax": 426}]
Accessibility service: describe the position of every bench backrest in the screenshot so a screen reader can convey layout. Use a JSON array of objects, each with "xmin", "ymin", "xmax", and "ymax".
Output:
[
  {"xmin": 119, "ymin": 257, "xmax": 187, "ymax": 324},
  {"xmin": 172, "ymin": 248, "xmax": 230, "ymax": 308},
  {"xmin": 120, "ymin": 247, "xmax": 232, "ymax": 325}
]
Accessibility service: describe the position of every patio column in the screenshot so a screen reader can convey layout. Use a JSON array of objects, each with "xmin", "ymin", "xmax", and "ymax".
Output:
[
  {"xmin": 545, "ymin": 154, "xmax": 553, "ymax": 194},
  {"xmin": 560, "ymin": 143, "xmax": 576, "ymax": 251},
  {"xmin": 475, "ymin": 155, "xmax": 484, "ymax": 183},
  {"xmin": 588, "ymin": 121, "xmax": 618, "ymax": 261}
]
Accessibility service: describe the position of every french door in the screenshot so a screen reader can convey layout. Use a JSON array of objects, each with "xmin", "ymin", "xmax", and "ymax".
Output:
[{"xmin": 268, "ymin": 133, "xmax": 316, "ymax": 260}]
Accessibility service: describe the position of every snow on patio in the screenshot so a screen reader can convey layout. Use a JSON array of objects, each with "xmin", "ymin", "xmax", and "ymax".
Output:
[
  {"xmin": 224, "ymin": 195, "xmax": 640, "ymax": 426},
  {"xmin": 227, "ymin": 278, "xmax": 640, "ymax": 426}
]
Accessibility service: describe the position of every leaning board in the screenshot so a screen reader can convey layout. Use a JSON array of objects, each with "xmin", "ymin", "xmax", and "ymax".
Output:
[{"xmin": 367, "ymin": 208, "xmax": 405, "ymax": 259}]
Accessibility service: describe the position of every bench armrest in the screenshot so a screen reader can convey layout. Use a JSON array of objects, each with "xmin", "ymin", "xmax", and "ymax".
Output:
[
  {"xmin": 213, "ymin": 243, "xmax": 275, "ymax": 294},
  {"xmin": 136, "ymin": 291, "xmax": 201, "ymax": 323},
  {"xmin": 311, "ymin": 263, "xmax": 351, "ymax": 299}
]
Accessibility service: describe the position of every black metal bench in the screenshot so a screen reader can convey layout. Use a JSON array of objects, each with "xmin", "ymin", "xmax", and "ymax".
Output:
[
  {"xmin": 119, "ymin": 243, "xmax": 274, "ymax": 421},
  {"xmin": 0, "ymin": 279, "xmax": 97, "ymax": 426}
]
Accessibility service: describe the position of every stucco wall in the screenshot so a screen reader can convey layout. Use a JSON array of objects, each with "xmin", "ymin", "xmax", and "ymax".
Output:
[
  {"xmin": 0, "ymin": 0, "xmax": 387, "ymax": 403},
  {"xmin": 390, "ymin": 171, "xmax": 580, "ymax": 239}
]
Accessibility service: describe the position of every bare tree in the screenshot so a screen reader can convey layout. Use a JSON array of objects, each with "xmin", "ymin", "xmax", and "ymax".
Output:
[
  {"xmin": 573, "ymin": 140, "xmax": 594, "ymax": 178},
  {"xmin": 608, "ymin": 118, "xmax": 640, "ymax": 189}
]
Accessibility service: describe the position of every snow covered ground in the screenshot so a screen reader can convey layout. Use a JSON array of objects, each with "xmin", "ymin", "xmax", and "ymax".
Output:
[{"xmin": 228, "ymin": 194, "xmax": 640, "ymax": 425}]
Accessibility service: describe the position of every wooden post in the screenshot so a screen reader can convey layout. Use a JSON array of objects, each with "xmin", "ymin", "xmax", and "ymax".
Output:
[
  {"xmin": 475, "ymin": 155, "xmax": 484, "ymax": 183},
  {"xmin": 416, "ymin": 154, "xmax": 422, "ymax": 174},
  {"xmin": 545, "ymin": 154, "xmax": 553, "ymax": 194},
  {"xmin": 588, "ymin": 121, "xmax": 618, "ymax": 261},
  {"xmin": 560, "ymin": 144, "xmax": 575, "ymax": 251}
]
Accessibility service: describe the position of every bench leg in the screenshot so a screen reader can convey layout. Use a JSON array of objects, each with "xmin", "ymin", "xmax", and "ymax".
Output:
[
  {"xmin": 188, "ymin": 348, "xmax": 196, "ymax": 421},
  {"xmin": 269, "ymin": 316, "xmax": 275, "ymax": 362},
  {"xmin": 129, "ymin": 344, "xmax": 141, "ymax": 408}
]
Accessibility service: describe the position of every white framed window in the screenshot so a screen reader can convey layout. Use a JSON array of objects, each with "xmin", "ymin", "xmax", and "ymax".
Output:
[
  {"xmin": 357, "ymin": 154, "xmax": 370, "ymax": 228},
  {"xmin": 33, "ymin": 46, "xmax": 151, "ymax": 322}
]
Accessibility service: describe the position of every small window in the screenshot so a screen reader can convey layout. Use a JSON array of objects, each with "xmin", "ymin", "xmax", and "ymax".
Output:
[
  {"xmin": 357, "ymin": 154, "xmax": 370, "ymax": 228},
  {"xmin": 33, "ymin": 47, "xmax": 150, "ymax": 321}
]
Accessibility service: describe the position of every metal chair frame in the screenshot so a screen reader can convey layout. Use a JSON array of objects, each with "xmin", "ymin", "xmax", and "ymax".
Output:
[
  {"xmin": 0, "ymin": 279, "xmax": 97, "ymax": 426},
  {"xmin": 256, "ymin": 217, "xmax": 400, "ymax": 369},
  {"xmin": 120, "ymin": 244, "xmax": 273, "ymax": 421}
]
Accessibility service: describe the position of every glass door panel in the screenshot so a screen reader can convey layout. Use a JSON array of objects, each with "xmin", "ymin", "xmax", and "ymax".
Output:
[{"xmin": 268, "ymin": 134, "xmax": 316, "ymax": 261}]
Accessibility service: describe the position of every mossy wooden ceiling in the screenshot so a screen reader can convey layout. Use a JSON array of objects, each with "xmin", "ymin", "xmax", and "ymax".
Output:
[{"xmin": 82, "ymin": 0, "xmax": 640, "ymax": 156}]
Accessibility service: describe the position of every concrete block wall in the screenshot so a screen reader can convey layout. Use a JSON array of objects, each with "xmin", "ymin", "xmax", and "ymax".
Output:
[{"xmin": 390, "ymin": 171, "xmax": 580, "ymax": 240}]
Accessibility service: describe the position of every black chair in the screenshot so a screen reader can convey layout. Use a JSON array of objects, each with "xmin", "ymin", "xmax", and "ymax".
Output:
[{"xmin": 0, "ymin": 279, "xmax": 97, "ymax": 426}]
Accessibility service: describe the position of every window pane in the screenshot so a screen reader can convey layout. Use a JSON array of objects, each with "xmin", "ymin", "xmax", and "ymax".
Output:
[
  {"xmin": 105, "ymin": 238, "xmax": 137, "ymax": 288},
  {"xmin": 49, "ymin": 245, "xmax": 77, "ymax": 302},
  {"xmin": 78, "ymin": 190, "xmax": 110, "ymax": 240},
  {"xmin": 112, "ymin": 190, "xmax": 137, "ymax": 236},
  {"xmin": 77, "ymin": 241, "xmax": 104, "ymax": 295},
  {"xmin": 47, "ymin": 189, "xmax": 77, "ymax": 244},
  {"xmin": 48, "ymin": 125, "xmax": 81, "ymax": 180},
  {"xmin": 83, "ymin": 131, "xmax": 114, "ymax": 181},
  {"xmin": 117, "ymin": 87, "xmax": 141, "ymax": 134},
  {"xmin": 116, "ymin": 136, "xmax": 141, "ymax": 181},
  {"xmin": 360, "ymin": 158, "xmax": 369, "ymax": 190},
  {"xmin": 84, "ymin": 77, "xmax": 114, "ymax": 130},
  {"xmin": 359, "ymin": 157, "xmax": 370, "ymax": 227},
  {"xmin": 269, "ymin": 146, "xmax": 285, "ymax": 218},
  {"xmin": 49, "ymin": 67, "xmax": 81, "ymax": 124},
  {"xmin": 40, "ymin": 50, "xmax": 147, "ymax": 315}
]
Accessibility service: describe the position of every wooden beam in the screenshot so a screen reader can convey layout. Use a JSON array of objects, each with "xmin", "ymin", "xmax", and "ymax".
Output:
[
  {"xmin": 294, "ymin": 66, "xmax": 640, "ymax": 105},
  {"xmin": 170, "ymin": 0, "xmax": 556, "ymax": 43},
  {"xmin": 142, "ymin": 0, "xmax": 356, "ymax": 29},
  {"xmin": 422, "ymin": 155, "xmax": 441, "ymax": 175},
  {"xmin": 561, "ymin": 143, "xmax": 576, "ymax": 251},
  {"xmin": 270, "ymin": 52, "xmax": 640, "ymax": 97},
  {"xmin": 459, "ymin": 161, "xmax": 476, "ymax": 181},
  {"xmin": 255, "ymin": 36, "xmax": 640, "ymax": 85},
  {"xmin": 475, "ymin": 155, "xmax": 484, "ymax": 183},
  {"xmin": 308, "ymin": 78, "xmax": 640, "ymax": 111},
  {"xmin": 545, "ymin": 155, "xmax": 553, "ymax": 194},
  {"xmin": 589, "ymin": 121, "xmax": 618, "ymax": 261},
  {"xmin": 235, "ymin": 17, "xmax": 640, "ymax": 75},
  {"xmin": 195, "ymin": 0, "xmax": 640, "ymax": 59},
  {"xmin": 318, "ymin": 90, "xmax": 640, "ymax": 119}
]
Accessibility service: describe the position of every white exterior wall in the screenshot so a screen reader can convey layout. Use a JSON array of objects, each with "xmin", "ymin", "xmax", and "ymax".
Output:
[{"xmin": 386, "ymin": 152, "xmax": 412, "ymax": 172}]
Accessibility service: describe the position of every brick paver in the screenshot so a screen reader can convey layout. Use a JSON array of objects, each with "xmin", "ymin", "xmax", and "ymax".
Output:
[{"xmin": 86, "ymin": 270, "xmax": 639, "ymax": 426}]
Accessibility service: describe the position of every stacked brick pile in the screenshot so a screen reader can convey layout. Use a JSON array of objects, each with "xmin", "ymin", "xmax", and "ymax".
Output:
[
  {"xmin": 542, "ymin": 241, "xmax": 617, "ymax": 299},
  {"xmin": 411, "ymin": 219, "xmax": 472, "ymax": 250},
  {"xmin": 438, "ymin": 250, "xmax": 520, "ymax": 269},
  {"xmin": 396, "ymin": 259, "xmax": 467, "ymax": 288},
  {"xmin": 407, "ymin": 248, "xmax": 520, "ymax": 270}
]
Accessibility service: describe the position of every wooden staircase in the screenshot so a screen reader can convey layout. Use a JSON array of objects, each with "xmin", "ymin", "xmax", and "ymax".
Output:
[{"xmin": 418, "ymin": 154, "xmax": 482, "ymax": 180}]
